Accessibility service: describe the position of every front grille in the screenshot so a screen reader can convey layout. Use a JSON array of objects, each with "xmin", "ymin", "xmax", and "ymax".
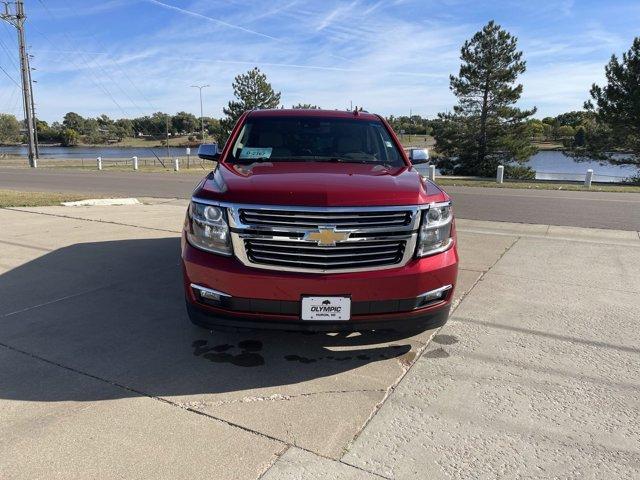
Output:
[
  {"xmin": 239, "ymin": 208, "xmax": 412, "ymax": 229},
  {"xmin": 244, "ymin": 239, "xmax": 406, "ymax": 270},
  {"xmin": 227, "ymin": 204, "xmax": 420, "ymax": 273}
]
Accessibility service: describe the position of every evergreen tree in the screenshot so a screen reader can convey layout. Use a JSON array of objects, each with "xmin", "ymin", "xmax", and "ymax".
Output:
[
  {"xmin": 433, "ymin": 21, "xmax": 537, "ymax": 176},
  {"xmin": 575, "ymin": 37, "xmax": 640, "ymax": 169},
  {"xmin": 573, "ymin": 126, "xmax": 586, "ymax": 147},
  {"xmin": 220, "ymin": 67, "xmax": 281, "ymax": 145}
]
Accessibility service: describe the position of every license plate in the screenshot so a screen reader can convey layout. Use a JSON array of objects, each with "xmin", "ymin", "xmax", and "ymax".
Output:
[{"xmin": 301, "ymin": 296, "xmax": 351, "ymax": 321}]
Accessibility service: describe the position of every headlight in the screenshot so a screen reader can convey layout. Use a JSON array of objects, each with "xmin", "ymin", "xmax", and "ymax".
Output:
[
  {"xmin": 416, "ymin": 202, "xmax": 453, "ymax": 257},
  {"xmin": 186, "ymin": 202, "xmax": 232, "ymax": 255}
]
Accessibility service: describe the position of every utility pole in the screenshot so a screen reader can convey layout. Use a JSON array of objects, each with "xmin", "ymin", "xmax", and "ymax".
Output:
[
  {"xmin": 191, "ymin": 84, "xmax": 209, "ymax": 142},
  {"xmin": 1, "ymin": 0, "xmax": 38, "ymax": 167},
  {"xmin": 409, "ymin": 108, "xmax": 412, "ymax": 143},
  {"xmin": 27, "ymin": 51, "xmax": 38, "ymax": 158},
  {"xmin": 165, "ymin": 115, "xmax": 170, "ymax": 160}
]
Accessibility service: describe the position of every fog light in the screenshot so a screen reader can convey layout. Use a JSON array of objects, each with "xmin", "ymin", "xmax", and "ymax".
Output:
[
  {"xmin": 417, "ymin": 285, "xmax": 452, "ymax": 307},
  {"xmin": 191, "ymin": 284, "xmax": 230, "ymax": 303}
]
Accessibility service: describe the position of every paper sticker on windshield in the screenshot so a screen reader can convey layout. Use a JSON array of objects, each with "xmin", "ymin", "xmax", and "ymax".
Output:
[
  {"xmin": 385, "ymin": 141, "xmax": 393, "ymax": 148},
  {"xmin": 240, "ymin": 147, "xmax": 272, "ymax": 159}
]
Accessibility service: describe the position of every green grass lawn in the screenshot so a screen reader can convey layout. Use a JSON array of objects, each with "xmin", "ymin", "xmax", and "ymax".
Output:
[
  {"xmin": 0, "ymin": 156, "xmax": 210, "ymax": 174},
  {"xmin": 0, "ymin": 190, "xmax": 99, "ymax": 208},
  {"xmin": 435, "ymin": 177, "xmax": 640, "ymax": 193}
]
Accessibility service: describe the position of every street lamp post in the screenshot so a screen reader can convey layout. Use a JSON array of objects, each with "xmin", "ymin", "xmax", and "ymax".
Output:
[{"xmin": 191, "ymin": 84, "xmax": 209, "ymax": 143}]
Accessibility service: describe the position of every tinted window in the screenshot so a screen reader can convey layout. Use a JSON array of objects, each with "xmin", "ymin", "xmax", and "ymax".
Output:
[{"xmin": 229, "ymin": 117, "xmax": 404, "ymax": 167}]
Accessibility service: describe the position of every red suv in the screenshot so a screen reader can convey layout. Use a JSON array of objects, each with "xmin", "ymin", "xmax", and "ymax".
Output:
[{"xmin": 181, "ymin": 109, "xmax": 458, "ymax": 334}]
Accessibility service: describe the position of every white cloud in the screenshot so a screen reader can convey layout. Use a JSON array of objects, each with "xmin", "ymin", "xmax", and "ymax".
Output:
[
  {"xmin": 143, "ymin": 0, "xmax": 278, "ymax": 40},
  {"xmin": 20, "ymin": 0, "xmax": 629, "ymax": 122}
]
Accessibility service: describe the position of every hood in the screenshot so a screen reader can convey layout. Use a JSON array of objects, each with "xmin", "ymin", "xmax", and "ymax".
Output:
[{"xmin": 193, "ymin": 162, "xmax": 447, "ymax": 207}]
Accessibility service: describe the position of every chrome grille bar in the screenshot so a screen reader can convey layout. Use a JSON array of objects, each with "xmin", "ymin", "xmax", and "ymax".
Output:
[
  {"xmin": 248, "ymin": 254, "xmax": 402, "ymax": 268},
  {"xmin": 239, "ymin": 208, "xmax": 412, "ymax": 230}
]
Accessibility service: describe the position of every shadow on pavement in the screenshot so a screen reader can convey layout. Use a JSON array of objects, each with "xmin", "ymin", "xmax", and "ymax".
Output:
[{"xmin": 0, "ymin": 237, "xmax": 412, "ymax": 402}]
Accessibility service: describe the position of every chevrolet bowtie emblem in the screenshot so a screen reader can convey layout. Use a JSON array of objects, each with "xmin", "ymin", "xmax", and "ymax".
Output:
[{"xmin": 305, "ymin": 227, "xmax": 349, "ymax": 246}]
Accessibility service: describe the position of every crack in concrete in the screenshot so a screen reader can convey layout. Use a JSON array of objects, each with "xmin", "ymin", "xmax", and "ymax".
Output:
[
  {"xmin": 0, "ymin": 239, "xmax": 53, "ymax": 252},
  {"xmin": 340, "ymin": 235, "xmax": 521, "ymax": 462},
  {"xmin": 459, "ymin": 227, "xmax": 640, "ymax": 247},
  {"xmin": 5, "ymin": 207, "xmax": 181, "ymax": 234},
  {"xmin": 485, "ymin": 270, "xmax": 640, "ymax": 295},
  {"xmin": 256, "ymin": 444, "xmax": 291, "ymax": 480},
  {"xmin": 179, "ymin": 388, "xmax": 387, "ymax": 409},
  {"xmin": 0, "ymin": 339, "xmax": 390, "ymax": 479},
  {"xmin": 2, "ymin": 286, "xmax": 106, "ymax": 317},
  {"xmin": 1, "ymin": 264, "xmax": 178, "ymax": 318}
]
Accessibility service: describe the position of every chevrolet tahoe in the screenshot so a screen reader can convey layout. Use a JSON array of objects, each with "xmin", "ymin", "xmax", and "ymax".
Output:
[{"xmin": 181, "ymin": 109, "xmax": 458, "ymax": 334}]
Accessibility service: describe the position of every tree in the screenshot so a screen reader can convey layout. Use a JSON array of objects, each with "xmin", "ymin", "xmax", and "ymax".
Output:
[
  {"xmin": 60, "ymin": 128, "xmax": 79, "ymax": 146},
  {"xmin": 220, "ymin": 67, "xmax": 281, "ymax": 145},
  {"xmin": 526, "ymin": 119, "xmax": 545, "ymax": 138},
  {"xmin": 573, "ymin": 126, "xmax": 586, "ymax": 147},
  {"xmin": 556, "ymin": 125, "xmax": 575, "ymax": 138},
  {"xmin": 202, "ymin": 117, "xmax": 222, "ymax": 142},
  {"xmin": 554, "ymin": 111, "xmax": 594, "ymax": 128},
  {"xmin": 292, "ymin": 103, "xmax": 320, "ymax": 109},
  {"xmin": 114, "ymin": 118, "xmax": 134, "ymax": 138},
  {"xmin": 0, "ymin": 113, "xmax": 21, "ymax": 144},
  {"xmin": 433, "ymin": 21, "xmax": 537, "ymax": 176},
  {"xmin": 172, "ymin": 111, "xmax": 198, "ymax": 134},
  {"xmin": 573, "ymin": 37, "xmax": 640, "ymax": 170},
  {"xmin": 35, "ymin": 119, "xmax": 62, "ymax": 143},
  {"xmin": 62, "ymin": 112, "xmax": 85, "ymax": 132},
  {"xmin": 82, "ymin": 118, "xmax": 103, "ymax": 143},
  {"xmin": 150, "ymin": 112, "xmax": 172, "ymax": 136}
]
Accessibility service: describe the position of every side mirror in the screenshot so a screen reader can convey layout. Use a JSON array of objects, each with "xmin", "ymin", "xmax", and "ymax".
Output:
[
  {"xmin": 409, "ymin": 148, "xmax": 429, "ymax": 164},
  {"xmin": 198, "ymin": 143, "xmax": 221, "ymax": 161}
]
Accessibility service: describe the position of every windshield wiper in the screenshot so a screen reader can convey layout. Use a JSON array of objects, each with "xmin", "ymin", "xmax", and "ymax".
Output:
[{"xmin": 325, "ymin": 157, "xmax": 378, "ymax": 164}]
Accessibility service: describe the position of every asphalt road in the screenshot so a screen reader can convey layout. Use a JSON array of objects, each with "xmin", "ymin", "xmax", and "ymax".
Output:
[{"xmin": 1, "ymin": 168, "xmax": 639, "ymax": 231}]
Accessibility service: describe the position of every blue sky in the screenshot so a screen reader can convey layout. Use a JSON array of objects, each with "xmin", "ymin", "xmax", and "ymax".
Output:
[{"xmin": 0, "ymin": 0, "xmax": 638, "ymax": 122}]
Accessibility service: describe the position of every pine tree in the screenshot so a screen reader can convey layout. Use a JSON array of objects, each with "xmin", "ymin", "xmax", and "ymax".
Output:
[
  {"xmin": 573, "ymin": 126, "xmax": 586, "ymax": 147},
  {"xmin": 219, "ymin": 67, "xmax": 281, "ymax": 145},
  {"xmin": 576, "ymin": 37, "xmax": 640, "ymax": 170},
  {"xmin": 433, "ymin": 21, "xmax": 537, "ymax": 176}
]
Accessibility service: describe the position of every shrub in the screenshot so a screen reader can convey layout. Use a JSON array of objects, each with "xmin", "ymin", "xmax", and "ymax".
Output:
[
  {"xmin": 505, "ymin": 164, "xmax": 535, "ymax": 180},
  {"xmin": 624, "ymin": 174, "xmax": 640, "ymax": 185}
]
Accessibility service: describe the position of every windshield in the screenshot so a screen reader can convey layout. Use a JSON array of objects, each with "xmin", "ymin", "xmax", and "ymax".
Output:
[{"xmin": 228, "ymin": 116, "xmax": 405, "ymax": 167}]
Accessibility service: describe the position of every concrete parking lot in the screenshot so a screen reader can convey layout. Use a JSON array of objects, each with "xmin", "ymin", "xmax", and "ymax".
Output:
[{"xmin": 1, "ymin": 200, "xmax": 639, "ymax": 479}]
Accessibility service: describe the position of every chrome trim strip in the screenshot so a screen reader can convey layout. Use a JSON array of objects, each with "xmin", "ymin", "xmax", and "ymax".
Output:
[
  {"xmin": 228, "ymin": 206, "xmax": 420, "ymax": 233},
  {"xmin": 190, "ymin": 283, "xmax": 231, "ymax": 298},
  {"xmin": 418, "ymin": 284, "xmax": 452, "ymax": 298},
  {"xmin": 248, "ymin": 247, "xmax": 400, "ymax": 258},
  {"xmin": 192, "ymin": 197, "xmax": 430, "ymax": 211},
  {"xmin": 235, "ymin": 232, "xmax": 414, "ymax": 242},
  {"xmin": 245, "ymin": 239, "xmax": 404, "ymax": 249},
  {"xmin": 247, "ymin": 254, "xmax": 400, "ymax": 267}
]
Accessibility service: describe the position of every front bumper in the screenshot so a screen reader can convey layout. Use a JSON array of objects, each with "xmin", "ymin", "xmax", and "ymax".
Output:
[{"xmin": 182, "ymin": 234, "xmax": 458, "ymax": 332}]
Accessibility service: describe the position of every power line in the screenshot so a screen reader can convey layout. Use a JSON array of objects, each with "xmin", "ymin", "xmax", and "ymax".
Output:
[
  {"xmin": 38, "ymin": 0, "xmax": 157, "ymax": 114},
  {"xmin": 0, "ymin": 34, "xmax": 19, "ymax": 69},
  {"xmin": 35, "ymin": 0, "xmax": 146, "ymax": 117},
  {"xmin": 29, "ymin": 23, "xmax": 129, "ymax": 117},
  {"xmin": 0, "ymin": 62, "xmax": 20, "ymax": 87}
]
